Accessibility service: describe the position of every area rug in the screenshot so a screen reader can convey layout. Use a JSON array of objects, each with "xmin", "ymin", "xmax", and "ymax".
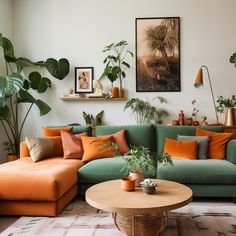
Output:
[{"xmin": 1, "ymin": 200, "xmax": 236, "ymax": 236}]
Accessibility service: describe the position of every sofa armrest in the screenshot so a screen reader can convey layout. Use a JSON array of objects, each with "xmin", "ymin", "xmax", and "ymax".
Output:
[
  {"xmin": 226, "ymin": 140, "xmax": 236, "ymax": 164},
  {"xmin": 20, "ymin": 141, "xmax": 30, "ymax": 158}
]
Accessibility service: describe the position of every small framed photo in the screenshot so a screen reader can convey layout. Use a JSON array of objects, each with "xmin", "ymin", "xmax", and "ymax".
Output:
[{"xmin": 75, "ymin": 67, "xmax": 93, "ymax": 93}]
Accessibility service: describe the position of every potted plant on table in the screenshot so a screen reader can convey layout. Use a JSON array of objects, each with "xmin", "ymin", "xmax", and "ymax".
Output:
[
  {"xmin": 121, "ymin": 145, "xmax": 172, "ymax": 187},
  {"xmin": 0, "ymin": 33, "xmax": 70, "ymax": 159},
  {"xmin": 216, "ymin": 95, "xmax": 236, "ymax": 126},
  {"xmin": 100, "ymin": 40, "xmax": 133, "ymax": 98}
]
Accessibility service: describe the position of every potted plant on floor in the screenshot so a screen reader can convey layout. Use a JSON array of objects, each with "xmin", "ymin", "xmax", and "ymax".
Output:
[
  {"xmin": 100, "ymin": 40, "xmax": 133, "ymax": 98},
  {"xmin": 216, "ymin": 95, "xmax": 236, "ymax": 126},
  {"xmin": 0, "ymin": 33, "xmax": 70, "ymax": 159},
  {"xmin": 121, "ymin": 145, "xmax": 173, "ymax": 186}
]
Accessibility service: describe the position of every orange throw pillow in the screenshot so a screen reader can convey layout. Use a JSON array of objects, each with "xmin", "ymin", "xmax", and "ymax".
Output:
[
  {"xmin": 164, "ymin": 138, "xmax": 197, "ymax": 160},
  {"xmin": 113, "ymin": 129, "xmax": 130, "ymax": 154},
  {"xmin": 81, "ymin": 136, "xmax": 119, "ymax": 162},
  {"xmin": 196, "ymin": 128, "xmax": 232, "ymax": 159},
  {"xmin": 61, "ymin": 131, "xmax": 87, "ymax": 159},
  {"xmin": 42, "ymin": 127, "xmax": 73, "ymax": 137}
]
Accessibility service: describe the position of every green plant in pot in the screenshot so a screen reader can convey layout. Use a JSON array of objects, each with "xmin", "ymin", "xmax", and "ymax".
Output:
[
  {"xmin": 124, "ymin": 97, "xmax": 169, "ymax": 124},
  {"xmin": 121, "ymin": 145, "xmax": 172, "ymax": 187},
  {"xmin": 0, "ymin": 33, "xmax": 70, "ymax": 158},
  {"xmin": 216, "ymin": 95, "xmax": 236, "ymax": 126},
  {"xmin": 100, "ymin": 40, "xmax": 133, "ymax": 98}
]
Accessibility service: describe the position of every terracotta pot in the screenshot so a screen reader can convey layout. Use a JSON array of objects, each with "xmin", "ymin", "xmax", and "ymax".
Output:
[
  {"xmin": 192, "ymin": 120, "xmax": 199, "ymax": 126},
  {"xmin": 121, "ymin": 176, "xmax": 135, "ymax": 191},
  {"xmin": 130, "ymin": 171, "xmax": 144, "ymax": 187},
  {"xmin": 111, "ymin": 87, "xmax": 119, "ymax": 98},
  {"xmin": 225, "ymin": 108, "xmax": 235, "ymax": 126},
  {"xmin": 7, "ymin": 154, "xmax": 19, "ymax": 162},
  {"xmin": 186, "ymin": 118, "xmax": 193, "ymax": 126}
]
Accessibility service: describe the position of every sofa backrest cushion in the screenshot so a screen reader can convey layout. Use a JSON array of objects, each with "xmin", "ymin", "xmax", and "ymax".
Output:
[
  {"xmin": 156, "ymin": 125, "xmax": 224, "ymax": 158},
  {"xmin": 96, "ymin": 124, "xmax": 156, "ymax": 153},
  {"xmin": 44, "ymin": 125, "xmax": 92, "ymax": 136}
]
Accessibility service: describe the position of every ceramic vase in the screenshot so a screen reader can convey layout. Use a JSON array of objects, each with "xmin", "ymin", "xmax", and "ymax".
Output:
[
  {"xmin": 111, "ymin": 87, "xmax": 119, "ymax": 98},
  {"xmin": 141, "ymin": 186, "xmax": 156, "ymax": 194},
  {"xmin": 225, "ymin": 108, "xmax": 235, "ymax": 126},
  {"xmin": 121, "ymin": 176, "xmax": 135, "ymax": 191},
  {"xmin": 130, "ymin": 171, "xmax": 144, "ymax": 187}
]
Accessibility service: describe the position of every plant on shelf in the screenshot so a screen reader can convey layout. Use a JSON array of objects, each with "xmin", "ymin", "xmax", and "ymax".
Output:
[
  {"xmin": 216, "ymin": 95, "xmax": 236, "ymax": 113},
  {"xmin": 100, "ymin": 40, "xmax": 133, "ymax": 97},
  {"xmin": 83, "ymin": 110, "xmax": 104, "ymax": 128},
  {"xmin": 191, "ymin": 100, "xmax": 199, "ymax": 120},
  {"xmin": 121, "ymin": 145, "xmax": 172, "ymax": 186},
  {"xmin": 230, "ymin": 52, "xmax": 236, "ymax": 67},
  {"xmin": 0, "ymin": 33, "xmax": 70, "ymax": 157},
  {"xmin": 124, "ymin": 97, "xmax": 169, "ymax": 125}
]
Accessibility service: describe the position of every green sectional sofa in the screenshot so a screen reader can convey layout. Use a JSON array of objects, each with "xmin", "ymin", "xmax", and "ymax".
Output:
[{"xmin": 78, "ymin": 124, "xmax": 236, "ymax": 200}]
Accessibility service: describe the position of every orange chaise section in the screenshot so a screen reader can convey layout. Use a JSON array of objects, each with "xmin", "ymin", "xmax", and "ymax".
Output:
[{"xmin": 0, "ymin": 142, "xmax": 84, "ymax": 216}]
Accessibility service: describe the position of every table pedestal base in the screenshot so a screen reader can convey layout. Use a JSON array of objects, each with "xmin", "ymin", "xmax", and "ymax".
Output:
[{"xmin": 112, "ymin": 212, "xmax": 168, "ymax": 236}]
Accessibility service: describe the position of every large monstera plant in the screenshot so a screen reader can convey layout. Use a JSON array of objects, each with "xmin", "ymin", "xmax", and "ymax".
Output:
[{"xmin": 0, "ymin": 33, "xmax": 70, "ymax": 156}]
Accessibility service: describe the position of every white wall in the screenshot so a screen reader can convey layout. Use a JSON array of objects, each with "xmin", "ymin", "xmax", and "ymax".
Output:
[
  {"xmin": 0, "ymin": 0, "xmax": 13, "ymax": 163},
  {"xmin": 9, "ymin": 0, "xmax": 236, "ymax": 139}
]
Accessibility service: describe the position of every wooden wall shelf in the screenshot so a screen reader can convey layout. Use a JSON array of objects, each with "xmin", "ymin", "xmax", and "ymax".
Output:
[{"xmin": 60, "ymin": 97, "xmax": 127, "ymax": 101}]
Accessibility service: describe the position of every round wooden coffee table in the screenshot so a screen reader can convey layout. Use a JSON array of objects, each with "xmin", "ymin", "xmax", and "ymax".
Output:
[{"xmin": 86, "ymin": 179, "xmax": 192, "ymax": 236}]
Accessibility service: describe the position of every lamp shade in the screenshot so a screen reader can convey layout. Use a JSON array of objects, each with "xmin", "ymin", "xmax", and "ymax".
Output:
[{"xmin": 194, "ymin": 68, "xmax": 203, "ymax": 88}]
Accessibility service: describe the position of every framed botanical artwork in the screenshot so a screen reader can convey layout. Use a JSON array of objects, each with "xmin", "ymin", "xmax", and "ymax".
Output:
[
  {"xmin": 136, "ymin": 17, "xmax": 180, "ymax": 92},
  {"xmin": 75, "ymin": 67, "xmax": 93, "ymax": 93}
]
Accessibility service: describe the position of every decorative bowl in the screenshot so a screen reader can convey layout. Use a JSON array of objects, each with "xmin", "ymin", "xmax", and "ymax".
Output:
[{"xmin": 141, "ymin": 186, "xmax": 156, "ymax": 194}]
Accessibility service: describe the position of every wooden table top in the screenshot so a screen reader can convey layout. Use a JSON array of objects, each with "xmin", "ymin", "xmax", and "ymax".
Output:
[{"xmin": 86, "ymin": 179, "xmax": 193, "ymax": 214}]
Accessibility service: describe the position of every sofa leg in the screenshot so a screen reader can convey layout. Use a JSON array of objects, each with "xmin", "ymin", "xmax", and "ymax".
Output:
[{"xmin": 233, "ymin": 197, "xmax": 236, "ymax": 204}]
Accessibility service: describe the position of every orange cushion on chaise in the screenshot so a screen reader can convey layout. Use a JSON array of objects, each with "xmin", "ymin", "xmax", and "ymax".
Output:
[{"xmin": 0, "ymin": 142, "xmax": 84, "ymax": 216}]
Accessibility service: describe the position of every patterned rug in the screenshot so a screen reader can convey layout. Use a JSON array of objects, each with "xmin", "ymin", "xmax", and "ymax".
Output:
[{"xmin": 1, "ymin": 200, "xmax": 236, "ymax": 236}]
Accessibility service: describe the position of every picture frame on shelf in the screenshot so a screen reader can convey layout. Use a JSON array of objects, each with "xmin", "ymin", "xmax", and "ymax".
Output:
[
  {"xmin": 75, "ymin": 67, "xmax": 93, "ymax": 93},
  {"xmin": 135, "ymin": 17, "xmax": 180, "ymax": 92}
]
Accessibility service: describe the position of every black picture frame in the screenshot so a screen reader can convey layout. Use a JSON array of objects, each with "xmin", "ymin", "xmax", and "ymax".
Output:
[
  {"xmin": 136, "ymin": 17, "xmax": 180, "ymax": 92},
  {"xmin": 75, "ymin": 67, "xmax": 93, "ymax": 93}
]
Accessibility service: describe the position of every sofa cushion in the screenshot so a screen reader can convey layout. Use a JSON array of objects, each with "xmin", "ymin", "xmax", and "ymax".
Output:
[
  {"xmin": 96, "ymin": 124, "xmax": 156, "ymax": 152},
  {"xmin": 42, "ymin": 127, "xmax": 73, "ymax": 136},
  {"xmin": 177, "ymin": 135, "xmax": 209, "ymax": 159},
  {"xmin": 0, "ymin": 157, "xmax": 84, "ymax": 201},
  {"xmin": 78, "ymin": 157, "xmax": 155, "ymax": 184},
  {"xmin": 157, "ymin": 159, "xmax": 236, "ymax": 184},
  {"xmin": 81, "ymin": 136, "xmax": 119, "ymax": 162},
  {"xmin": 61, "ymin": 131, "xmax": 87, "ymax": 159},
  {"xmin": 164, "ymin": 138, "xmax": 197, "ymax": 160},
  {"xmin": 156, "ymin": 125, "xmax": 224, "ymax": 158},
  {"xmin": 196, "ymin": 128, "xmax": 232, "ymax": 160},
  {"xmin": 26, "ymin": 136, "xmax": 63, "ymax": 162}
]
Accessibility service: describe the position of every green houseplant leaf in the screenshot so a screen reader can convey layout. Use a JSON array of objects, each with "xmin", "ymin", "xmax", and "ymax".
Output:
[
  {"xmin": 29, "ymin": 71, "xmax": 51, "ymax": 93},
  {"xmin": 34, "ymin": 99, "xmax": 51, "ymax": 116},
  {"xmin": 0, "ymin": 105, "xmax": 11, "ymax": 120},
  {"xmin": 0, "ymin": 73, "xmax": 23, "ymax": 97},
  {"xmin": 46, "ymin": 58, "xmax": 70, "ymax": 80}
]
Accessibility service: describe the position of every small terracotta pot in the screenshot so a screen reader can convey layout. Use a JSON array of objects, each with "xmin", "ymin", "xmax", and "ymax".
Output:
[
  {"xmin": 111, "ymin": 87, "xmax": 119, "ymax": 98},
  {"xmin": 130, "ymin": 172, "xmax": 144, "ymax": 187},
  {"xmin": 121, "ymin": 177, "xmax": 135, "ymax": 191},
  {"xmin": 192, "ymin": 120, "xmax": 199, "ymax": 126},
  {"xmin": 186, "ymin": 118, "xmax": 193, "ymax": 126},
  {"xmin": 7, "ymin": 154, "xmax": 18, "ymax": 162}
]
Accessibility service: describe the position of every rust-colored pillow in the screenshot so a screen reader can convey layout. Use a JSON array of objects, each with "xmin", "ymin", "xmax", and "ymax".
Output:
[
  {"xmin": 25, "ymin": 136, "xmax": 63, "ymax": 162},
  {"xmin": 81, "ymin": 136, "xmax": 119, "ymax": 162},
  {"xmin": 113, "ymin": 129, "xmax": 130, "ymax": 154},
  {"xmin": 42, "ymin": 127, "xmax": 73, "ymax": 137},
  {"xmin": 61, "ymin": 131, "xmax": 87, "ymax": 159},
  {"xmin": 196, "ymin": 128, "xmax": 232, "ymax": 159},
  {"xmin": 164, "ymin": 138, "xmax": 197, "ymax": 160}
]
